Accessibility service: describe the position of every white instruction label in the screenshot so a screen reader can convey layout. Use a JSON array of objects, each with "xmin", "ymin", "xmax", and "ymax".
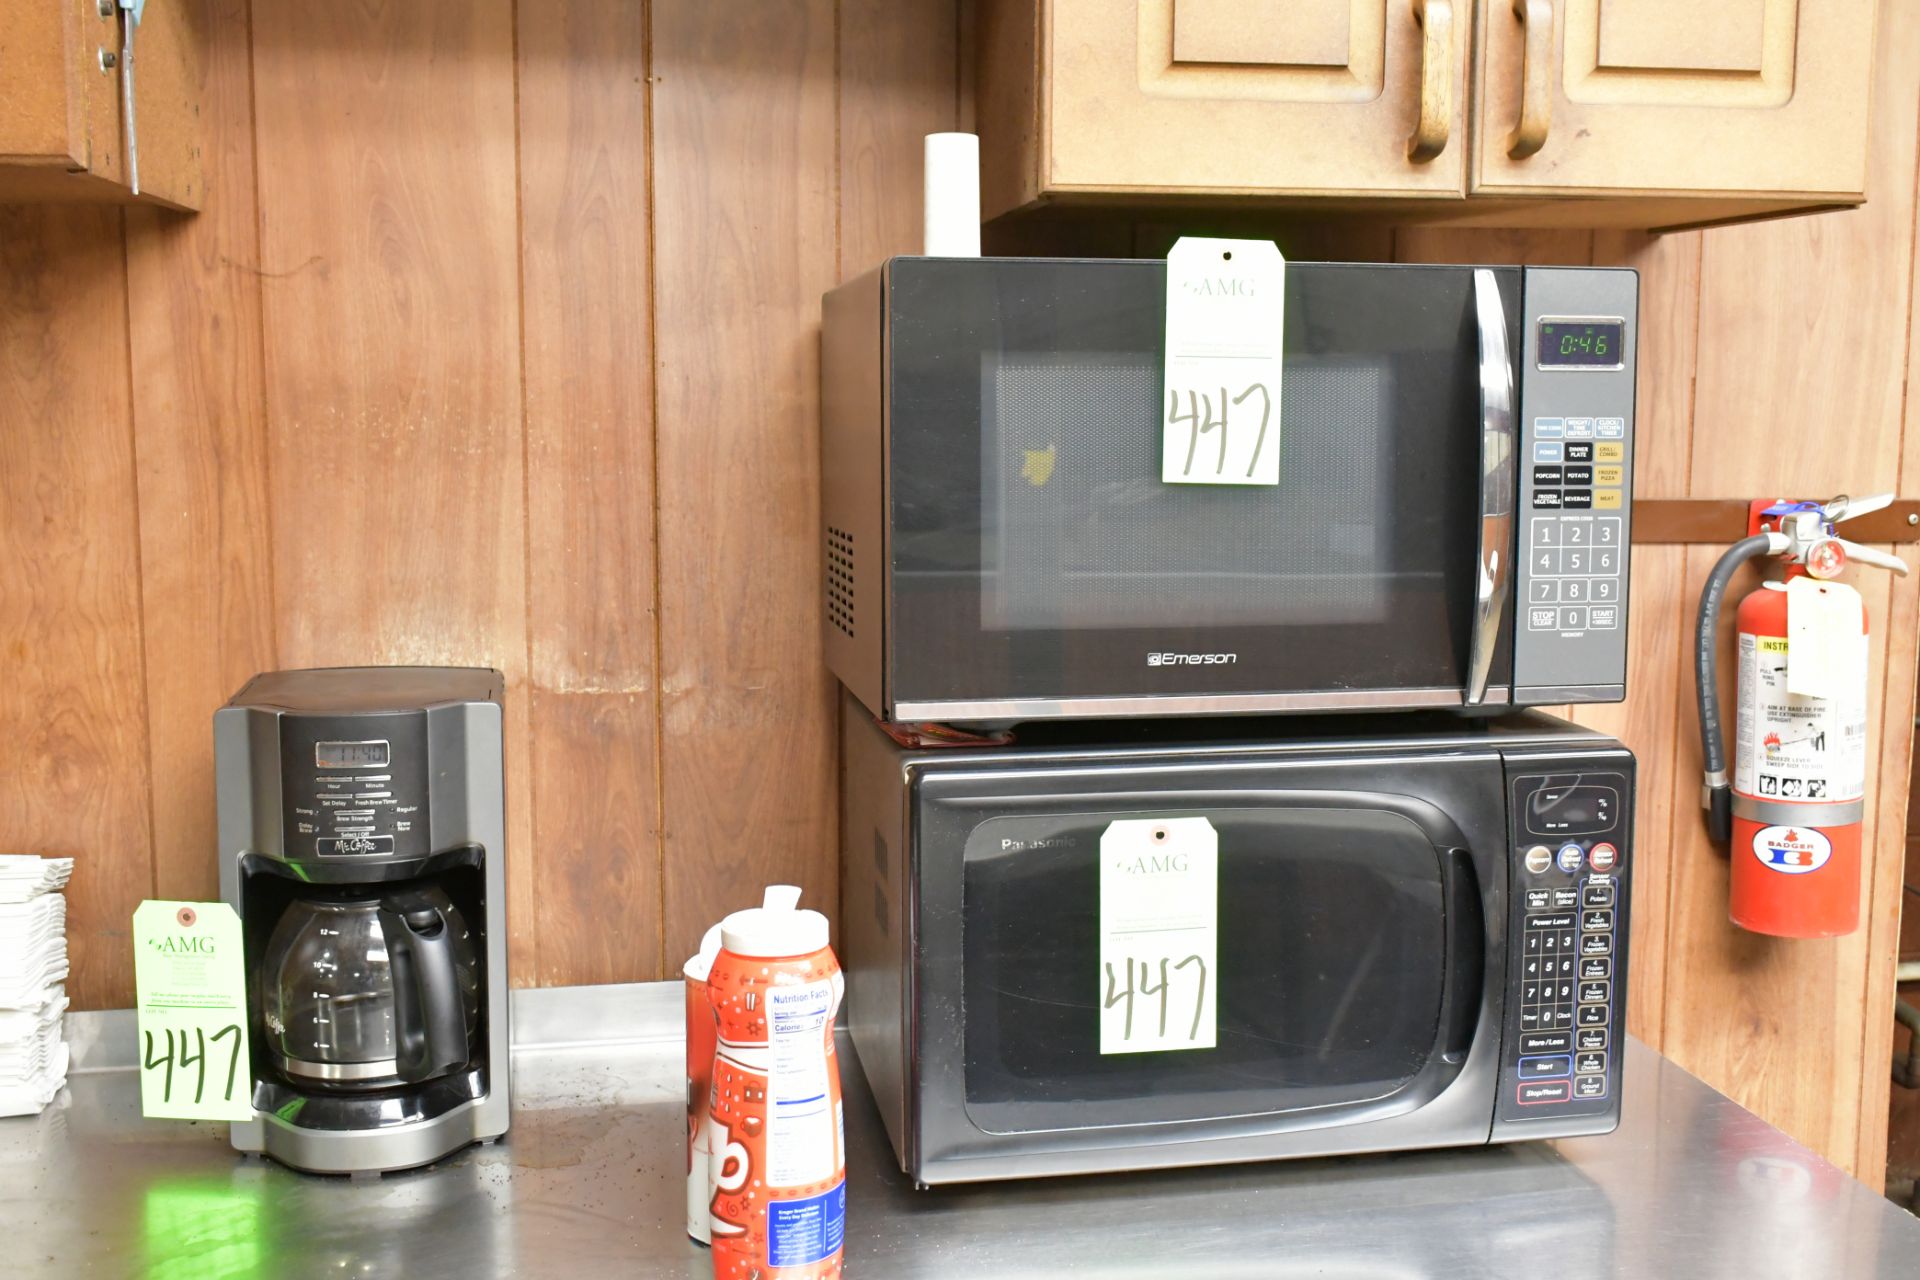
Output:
[
  {"xmin": 765, "ymin": 979, "xmax": 835, "ymax": 1187},
  {"xmin": 1785, "ymin": 577, "xmax": 1863, "ymax": 699},
  {"xmin": 1162, "ymin": 238, "xmax": 1285, "ymax": 486},
  {"xmin": 1099, "ymin": 817, "xmax": 1218, "ymax": 1055},
  {"xmin": 1734, "ymin": 629, "xmax": 1867, "ymax": 804}
]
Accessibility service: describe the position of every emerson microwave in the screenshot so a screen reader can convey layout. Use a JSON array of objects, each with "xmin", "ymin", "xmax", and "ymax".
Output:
[
  {"xmin": 821, "ymin": 258, "xmax": 1638, "ymax": 725},
  {"xmin": 838, "ymin": 699, "xmax": 1634, "ymax": 1184}
]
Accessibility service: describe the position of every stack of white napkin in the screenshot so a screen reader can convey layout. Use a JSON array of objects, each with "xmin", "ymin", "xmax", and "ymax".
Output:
[{"xmin": 0, "ymin": 856, "xmax": 74, "ymax": 1117}]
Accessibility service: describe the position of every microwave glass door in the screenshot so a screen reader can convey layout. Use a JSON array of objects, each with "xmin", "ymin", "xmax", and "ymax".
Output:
[
  {"xmin": 887, "ymin": 259, "xmax": 1520, "ymax": 708},
  {"xmin": 957, "ymin": 801, "xmax": 1478, "ymax": 1133}
]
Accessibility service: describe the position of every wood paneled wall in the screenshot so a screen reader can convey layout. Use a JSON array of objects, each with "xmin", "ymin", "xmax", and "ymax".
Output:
[
  {"xmin": 0, "ymin": 0, "xmax": 1916, "ymax": 1184},
  {"xmin": 0, "ymin": 0, "xmax": 963, "ymax": 1006}
]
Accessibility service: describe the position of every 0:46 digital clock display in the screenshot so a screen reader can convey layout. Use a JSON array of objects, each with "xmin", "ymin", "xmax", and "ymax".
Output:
[{"xmin": 1538, "ymin": 319, "xmax": 1625, "ymax": 369}]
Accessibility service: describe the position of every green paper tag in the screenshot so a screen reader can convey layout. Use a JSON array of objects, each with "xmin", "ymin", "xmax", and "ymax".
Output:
[{"xmin": 132, "ymin": 901, "xmax": 254, "ymax": 1121}]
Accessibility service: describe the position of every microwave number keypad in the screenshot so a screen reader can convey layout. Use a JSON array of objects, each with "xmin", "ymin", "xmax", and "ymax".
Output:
[
  {"xmin": 1501, "ymin": 765, "xmax": 1630, "ymax": 1125},
  {"xmin": 1523, "ymin": 514, "xmax": 1624, "ymax": 636},
  {"xmin": 1515, "ymin": 871, "xmax": 1617, "ymax": 1106}
]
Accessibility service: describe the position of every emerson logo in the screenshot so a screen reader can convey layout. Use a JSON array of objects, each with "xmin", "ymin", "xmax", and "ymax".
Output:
[{"xmin": 1148, "ymin": 652, "xmax": 1238, "ymax": 667}]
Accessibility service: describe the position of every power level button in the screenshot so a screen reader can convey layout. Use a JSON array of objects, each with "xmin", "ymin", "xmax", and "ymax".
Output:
[{"xmin": 1524, "ymin": 845, "xmax": 1553, "ymax": 875}]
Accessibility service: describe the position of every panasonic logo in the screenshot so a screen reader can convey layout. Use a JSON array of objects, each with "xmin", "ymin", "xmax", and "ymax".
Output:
[{"xmin": 1148, "ymin": 652, "xmax": 1238, "ymax": 666}]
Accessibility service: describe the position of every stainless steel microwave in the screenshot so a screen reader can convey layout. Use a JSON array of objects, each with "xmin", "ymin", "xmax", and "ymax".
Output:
[
  {"xmin": 838, "ymin": 697, "xmax": 1635, "ymax": 1185},
  {"xmin": 821, "ymin": 258, "xmax": 1639, "ymax": 725}
]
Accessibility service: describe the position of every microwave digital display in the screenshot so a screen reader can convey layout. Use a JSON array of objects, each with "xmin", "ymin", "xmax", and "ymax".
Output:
[
  {"xmin": 1526, "ymin": 782, "xmax": 1616, "ymax": 836},
  {"xmin": 1537, "ymin": 319, "xmax": 1624, "ymax": 369}
]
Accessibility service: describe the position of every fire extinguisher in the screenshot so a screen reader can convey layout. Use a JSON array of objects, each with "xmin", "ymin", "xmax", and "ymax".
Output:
[{"xmin": 1695, "ymin": 493, "xmax": 1909, "ymax": 937}]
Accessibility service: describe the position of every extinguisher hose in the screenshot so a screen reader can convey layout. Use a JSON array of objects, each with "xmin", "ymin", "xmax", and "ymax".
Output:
[{"xmin": 1697, "ymin": 534, "xmax": 1777, "ymax": 844}]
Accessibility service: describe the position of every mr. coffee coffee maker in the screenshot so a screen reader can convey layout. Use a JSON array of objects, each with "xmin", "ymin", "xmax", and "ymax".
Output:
[{"xmin": 216, "ymin": 667, "xmax": 511, "ymax": 1174}]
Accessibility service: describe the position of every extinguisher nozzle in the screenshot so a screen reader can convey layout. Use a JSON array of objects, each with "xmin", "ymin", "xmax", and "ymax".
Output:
[{"xmin": 1706, "ymin": 785, "xmax": 1733, "ymax": 846}]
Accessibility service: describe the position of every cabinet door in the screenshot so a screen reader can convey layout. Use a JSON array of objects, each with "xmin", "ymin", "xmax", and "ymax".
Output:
[
  {"xmin": 1472, "ymin": 0, "xmax": 1876, "ymax": 200},
  {"xmin": 1040, "ymin": 0, "xmax": 1470, "ymax": 201},
  {"xmin": 0, "ymin": 0, "xmax": 202, "ymax": 208}
]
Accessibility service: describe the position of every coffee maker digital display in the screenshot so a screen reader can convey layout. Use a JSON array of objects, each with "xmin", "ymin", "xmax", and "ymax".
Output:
[
  {"xmin": 315, "ymin": 739, "xmax": 392, "ymax": 768},
  {"xmin": 216, "ymin": 666, "xmax": 512, "ymax": 1175}
]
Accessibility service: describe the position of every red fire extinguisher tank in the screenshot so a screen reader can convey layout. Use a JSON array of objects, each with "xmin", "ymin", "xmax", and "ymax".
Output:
[{"xmin": 1727, "ymin": 579, "xmax": 1868, "ymax": 937}]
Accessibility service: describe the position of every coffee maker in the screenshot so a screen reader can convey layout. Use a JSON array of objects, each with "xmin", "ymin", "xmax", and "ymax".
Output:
[{"xmin": 216, "ymin": 666, "xmax": 511, "ymax": 1174}]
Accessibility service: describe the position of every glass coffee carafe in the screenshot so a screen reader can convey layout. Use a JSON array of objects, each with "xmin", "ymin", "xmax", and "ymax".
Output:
[{"xmin": 260, "ymin": 884, "xmax": 481, "ymax": 1091}]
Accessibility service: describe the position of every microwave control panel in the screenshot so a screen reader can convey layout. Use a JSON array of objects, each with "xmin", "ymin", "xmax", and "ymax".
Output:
[
  {"xmin": 1495, "ymin": 766, "xmax": 1632, "ymax": 1129},
  {"xmin": 1511, "ymin": 268, "xmax": 1638, "ymax": 704}
]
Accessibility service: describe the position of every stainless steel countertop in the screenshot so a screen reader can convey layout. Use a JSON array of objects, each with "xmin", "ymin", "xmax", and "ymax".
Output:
[{"xmin": 5, "ymin": 981, "xmax": 1916, "ymax": 1277}]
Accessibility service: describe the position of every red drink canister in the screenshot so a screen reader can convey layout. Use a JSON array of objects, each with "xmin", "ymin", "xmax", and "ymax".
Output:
[
  {"xmin": 706, "ymin": 886, "xmax": 845, "ymax": 1279},
  {"xmin": 685, "ymin": 924, "xmax": 723, "ymax": 1242}
]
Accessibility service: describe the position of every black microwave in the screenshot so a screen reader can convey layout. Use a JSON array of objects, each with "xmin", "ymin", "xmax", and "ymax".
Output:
[
  {"xmin": 838, "ymin": 698, "xmax": 1634, "ymax": 1185},
  {"xmin": 821, "ymin": 257, "xmax": 1638, "ymax": 725}
]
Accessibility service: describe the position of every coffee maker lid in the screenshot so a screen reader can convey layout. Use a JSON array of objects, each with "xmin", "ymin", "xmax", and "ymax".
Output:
[
  {"xmin": 228, "ymin": 666, "xmax": 503, "ymax": 714},
  {"xmin": 720, "ymin": 885, "xmax": 828, "ymax": 958}
]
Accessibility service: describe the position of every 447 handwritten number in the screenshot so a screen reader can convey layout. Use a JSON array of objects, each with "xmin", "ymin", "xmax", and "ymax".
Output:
[
  {"xmin": 143, "ymin": 1024, "xmax": 245, "ymax": 1105},
  {"xmin": 1103, "ymin": 954, "xmax": 1210, "ymax": 1044},
  {"xmin": 1169, "ymin": 384, "xmax": 1272, "ymax": 479}
]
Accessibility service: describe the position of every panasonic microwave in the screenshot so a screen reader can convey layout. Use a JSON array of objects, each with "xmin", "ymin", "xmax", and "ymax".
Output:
[
  {"xmin": 837, "ymin": 699, "xmax": 1635, "ymax": 1184},
  {"xmin": 821, "ymin": 258, "xmax": 1639, "ymax": 725}
]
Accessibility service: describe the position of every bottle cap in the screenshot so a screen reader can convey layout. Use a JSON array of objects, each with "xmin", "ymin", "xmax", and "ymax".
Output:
[
  {"xmin": 720, "ymin": 885, "xmax": 829, "ymax": 958},
  {"xmin": 682, "ymin": 922, "xmax": 724, "ymax": 982}
]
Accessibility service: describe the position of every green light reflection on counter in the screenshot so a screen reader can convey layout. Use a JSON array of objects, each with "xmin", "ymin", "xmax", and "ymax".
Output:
[{"xmin": 141, "ymin": 1177, "xmax": 274, "ymax": 1280}]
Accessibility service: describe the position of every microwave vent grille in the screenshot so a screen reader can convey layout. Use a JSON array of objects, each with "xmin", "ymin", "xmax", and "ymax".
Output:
[{"xmin": 827, "ymin": 526, "xmax": 856, "ymax": 638}]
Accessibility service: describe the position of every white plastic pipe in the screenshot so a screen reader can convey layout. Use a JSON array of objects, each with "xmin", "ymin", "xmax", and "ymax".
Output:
[{"xmin": 923, "ymin": 132, "xmax": 981, "ymax": 257}]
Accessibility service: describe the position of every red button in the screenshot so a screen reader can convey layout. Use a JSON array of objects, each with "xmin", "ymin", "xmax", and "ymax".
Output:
[
  {"xmin": 1517, "ymin": 1080, "xmax": 1573, "ymax": 1106},
  {"xmin": 1589, "ymin": 842, "xmax": 1619, "ymax": 872}
]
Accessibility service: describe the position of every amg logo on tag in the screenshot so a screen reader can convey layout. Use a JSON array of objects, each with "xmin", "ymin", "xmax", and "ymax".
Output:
[
  {"xmin": 1180, "ymin": 277, "xmax": 1256, "ymax": 298},
  {"xmin": 1148, "ymin": 652, "xmax": 1238, "ymax": 667}
]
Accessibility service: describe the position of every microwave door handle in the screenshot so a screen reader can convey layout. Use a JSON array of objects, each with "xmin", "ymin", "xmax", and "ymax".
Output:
[
  {"xmin": 1466, "ymin": 268, "xmax": 1517, "ymax": 706},
  {"xmin": 1442, "ymin": 847, "xmax": 1486, "ymax": 1063}
]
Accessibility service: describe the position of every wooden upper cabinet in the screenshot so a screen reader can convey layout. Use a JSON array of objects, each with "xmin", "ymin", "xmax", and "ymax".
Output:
[
  {"xmin": 0, "ymin": 0, "xmax": 203, "ymax": 209},
  {"xmin": 978, "ymin": 0, "xmax": 1881, "ymax": 229},
  {"xmin": 1473, "ymin": 0, "xmax": 1878, "ymax": 201},
  {"xmin": 979, "ymin": 0, "xmax": 1471, "ymax": 218}
]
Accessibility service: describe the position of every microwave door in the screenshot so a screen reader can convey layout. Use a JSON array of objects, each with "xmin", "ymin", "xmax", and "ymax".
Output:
[
  {"xmin": 882, "ymin": 258, "xmax": 1517, "ymax": 720},
  {"xmin": 939, "ymin": 793, "xmax": 1494, "ymax": 1148}
]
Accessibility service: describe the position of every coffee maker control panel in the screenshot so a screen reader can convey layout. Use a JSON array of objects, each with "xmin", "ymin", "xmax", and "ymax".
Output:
[{"xmin": 279, "ymin": 711, "xmax": 432, "ymax": 861}]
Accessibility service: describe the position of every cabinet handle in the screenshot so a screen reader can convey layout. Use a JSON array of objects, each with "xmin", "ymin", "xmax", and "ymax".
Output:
[
  {"xmin": 1406, "ymin": 0, "xmax": 1453, "ymax": 162},
  {"xmin": 1506, "ymin": 0, "xmax": 1553, "ymax": 159}
]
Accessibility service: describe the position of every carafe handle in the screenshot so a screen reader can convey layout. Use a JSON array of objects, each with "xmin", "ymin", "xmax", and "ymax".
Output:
[{"xmin": 379, "ymin": 890, "xmax": 470, "ymax": 1084}]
